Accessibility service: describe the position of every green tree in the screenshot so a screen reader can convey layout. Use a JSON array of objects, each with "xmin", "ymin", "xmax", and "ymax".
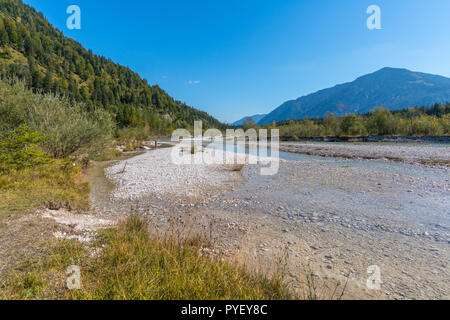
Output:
[
  {"xmin": 367, "ymin": 107, "xmax": 396, "ymax": 136},
  {"xmin": 340, "ymin": 114, "xmax": 365, "ymax": 136},
  {"xmin": 243, "ymin": 117, "xmax": 257, "ymax": 130},
  {"xmin": 323, "ymin": 112, "xmax": 339, "ymax": 136}
]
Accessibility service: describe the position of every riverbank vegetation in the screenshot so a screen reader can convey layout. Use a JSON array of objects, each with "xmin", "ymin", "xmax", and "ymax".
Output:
[
  {"xmin": 244, "ymin": 104, "xmax": 450, "ymax": 140},
  {"xmin": 0, "ymin": 79, "xmax": 115, "ymax": 158},
  {"xmin": 0, "ymin": 127, "xmax": 293, "ymax": 299},
  {"xmin": 0, "ymin": 125, "xmax": 90, "ymax": 222},
  {"xmin": 0, "ymin": 79, "xmax": 295, "ymax": 300},
  {"xmin": 0, "ymin": 216, "xmax": 291, "ymax": 300}
]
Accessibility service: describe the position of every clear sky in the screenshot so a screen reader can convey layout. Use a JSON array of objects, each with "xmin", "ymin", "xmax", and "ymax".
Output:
[{"xmin": 24, "ymin": 0, "xmax": 450, "ymax": 123}]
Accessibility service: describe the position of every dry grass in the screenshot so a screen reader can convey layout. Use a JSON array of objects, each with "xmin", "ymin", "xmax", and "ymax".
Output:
[
  {"xmin": 0, "ymin": 216, "xmax": 292, "ymax": 300},
  {"xmin": 0, "ymin": 161, "xmax": 90, "ymax": 218},
  {"xmin": 91, "ymin": 147, "xmax": 123, "ymax": 162},
  {"xmin": 122, "ymin": 140, "xmax": 142, "ymax": 152}
]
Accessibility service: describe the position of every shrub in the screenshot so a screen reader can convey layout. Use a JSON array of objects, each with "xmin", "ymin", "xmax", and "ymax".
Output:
[
  {"xmin": 340, "ymin": 114, "xmax": 366, "ymax": 136},
  {"xmin": 366, "ymin": 107, "xmax": 397, "ymax": 136},
  {"xmin": 0, "ymin": 79, "xmax": 115, "ymax": 158},
  {"xmin": 0, "ymin": 126, "xmax": 52, "ymax": 173},
  {"xmin": 440, "ymin": 114, "xmax": 450, "ymax": 134},
  {"xmin": 411, "ymin": 115, "xmax": 443, "ymax": 136}
]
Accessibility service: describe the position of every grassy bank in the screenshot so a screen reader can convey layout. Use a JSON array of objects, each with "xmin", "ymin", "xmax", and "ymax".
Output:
[
  {"xmin": 0, "ymin": 126, "xmax": 293, "ymax": 299},
  {"xmin": 0, "ymin": 123, "xmax": 91, "ymax": 220},
  {"xmin": 0, "ymin": 161, "xmax": 90, "ymax": 218},
  {"xmin": 0, "ymin": 216, "xmax": 291, "ymax": 300},
  {"xmin": 0, "ymin": 158, "xmax": 294, "ymax": 300}
]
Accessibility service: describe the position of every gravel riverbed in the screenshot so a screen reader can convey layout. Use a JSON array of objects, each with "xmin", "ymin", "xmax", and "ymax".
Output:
[
  {"xmin": 95, "ymin": 143, "xmax": 449, "ymax": 300},
  {"xmin": 280, "ymin": 142, "xmax": 450, "ymax": 167}
]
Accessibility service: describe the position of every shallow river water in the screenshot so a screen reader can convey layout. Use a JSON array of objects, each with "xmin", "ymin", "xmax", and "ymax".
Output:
[{"xmin": 203, "ymin": 140, "xmax": 449, "ymax": 299}]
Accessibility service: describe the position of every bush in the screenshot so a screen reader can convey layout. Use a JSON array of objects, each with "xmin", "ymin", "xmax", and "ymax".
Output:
[
  {"xmin": 440, "ymin": 114, "xmax": 450, "ymax": 134},
  {"xmin": 0, "ymin": 79, "xmax": 115, "ymax": 158},
  {"xmin": 366, "ymin": 107, "xmax": 397, "ymax": 136},
  {"xmin": 271, "ymin": 105, "xmax": 449, "ymax": 139},
  {"xmin": 411, "ymin": 115, "xmax": 443, "ymax": 136},
  {"xmin": 340, "ymin": 114, "xmax": 365, "ymax": 136},
  {"xmin": 0, "ymin": 126, "xmax": 52, "ymax": 173}
]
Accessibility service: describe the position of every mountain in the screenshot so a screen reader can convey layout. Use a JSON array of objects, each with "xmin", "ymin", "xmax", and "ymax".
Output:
[
  {"xmin": 259, "ymin": 67, "xmax": 450, "ymax": 125},
  {"xmin": 231, "ymin": 114, "xmax": 267, "ymax": 126},
  {"xmin": 0, "ymin": 0, "xmax": 223, "ymax": 129}
]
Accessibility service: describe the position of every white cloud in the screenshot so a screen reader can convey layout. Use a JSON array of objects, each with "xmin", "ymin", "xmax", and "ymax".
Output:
[{"xmin": 186, "ymin": 80, "xmax": 200, "ymax": 85}]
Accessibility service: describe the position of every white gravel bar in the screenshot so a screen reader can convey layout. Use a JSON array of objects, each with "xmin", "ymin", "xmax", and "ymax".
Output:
[
  {"xmin": 280, "ymin": 142, "xmax": 450, "ymax": 166},
  {"xmin": 106, "ymin": 146, "xmax": 276, "ymax": 200}
]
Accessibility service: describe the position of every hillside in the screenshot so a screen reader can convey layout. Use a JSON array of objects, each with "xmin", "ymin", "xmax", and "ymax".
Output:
[
  {"xmin": 0, "ymin": 0, "xmax": 223, "ymax": 130},
  {"xmin": 259, "ymin": 67, "xmax": 450, "ymax": 125}
]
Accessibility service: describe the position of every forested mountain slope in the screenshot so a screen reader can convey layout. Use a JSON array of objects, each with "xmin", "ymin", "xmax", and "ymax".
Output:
[{"xmin": 0, "ymin": 0, "xmax": 223, "ymax": 130}]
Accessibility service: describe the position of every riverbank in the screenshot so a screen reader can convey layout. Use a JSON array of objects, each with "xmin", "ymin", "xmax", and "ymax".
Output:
[
  {"xmin": 4, "ymin": 143, "xmax": 446, "ymax": 299},
  {"xmin": 230, "ymin": 157, "xmax": 449, "ymax": 299},
  {"xmin": 0, "ymin": 147, "xmax": 291, "ymax": 300},
  {"xmin": 100, "ymin": 143, "xmax": 449, "ymax": 299},
  {"xmin": 281, "ymin": 136, "xmax": 450, "ymax": 144},
  {"xmin": 279, "ymin": 141, "xmax": 450, "ymax": 167}
]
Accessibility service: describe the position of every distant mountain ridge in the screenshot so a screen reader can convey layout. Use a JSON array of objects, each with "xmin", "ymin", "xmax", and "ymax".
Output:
[
  {"xmin": 231, "ymin": 114, "xmax": 267, "ymax": 126},
  {"xmin": 259, "ymin": 68, "xmax": 450, "ymax": 125}
]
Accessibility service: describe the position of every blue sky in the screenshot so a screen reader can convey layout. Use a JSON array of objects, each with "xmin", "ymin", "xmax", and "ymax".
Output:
[{"xmin": 24, "ymin": 0, "xmax": 450, "ymax": 123}]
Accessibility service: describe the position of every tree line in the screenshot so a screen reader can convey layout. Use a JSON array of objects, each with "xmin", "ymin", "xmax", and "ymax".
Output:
[{"xmin": 243, "ymin": 104, "xmax": 450, "ymax": 139}]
